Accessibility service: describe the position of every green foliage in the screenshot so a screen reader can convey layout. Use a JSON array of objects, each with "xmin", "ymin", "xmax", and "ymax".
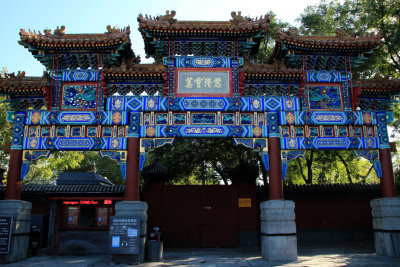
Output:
[
  {"xmin": 284, "ymin": 150, "xmax": 379, "ymax": 185},
  {"xmin": 256, "ymin": 12, "xmax": 291, "ymax": 63},
  {"xmin": 298, "ymin": 0, "xmax": 400, "ymax": 78},
  {"xmin": 24, "ymin": 151, "xmax": 123, "ymax": 184},
  {"xmin": 0, "ymin": 68, "xmax": 13, "ymax": 172},
  {"xmin": 147, "ymin": 138, "xmax": 261, "ymax": 185},
  {"xmin": 64, "ymin": 151, "xmax": 123, "ymax": 184},
  {"xmin": 24, "ymin": 151, "xmax": 85, "ymax": 184}
]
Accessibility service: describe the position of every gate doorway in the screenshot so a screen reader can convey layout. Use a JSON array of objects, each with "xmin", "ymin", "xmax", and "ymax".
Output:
[{"xmin": 144, "ymin": 184, "xmax": 258, "ymax": 248}]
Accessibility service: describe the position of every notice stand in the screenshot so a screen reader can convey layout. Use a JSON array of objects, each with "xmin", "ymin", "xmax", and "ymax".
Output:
[
  {"xmin": 109, "ymin": 216, "xmax": 140, "ymax": 263},
  {"xmin": 0, "ymin": 216, "xmax": 12, "ymax": 255}
]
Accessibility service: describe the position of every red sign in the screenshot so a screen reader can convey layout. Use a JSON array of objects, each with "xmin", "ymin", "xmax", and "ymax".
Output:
[
  {"xmin": 63, "ymin": 201, "xmax": 79, "ymax": 205},
  {"xmin": 79, "ymin": 200, "xmax": 98, "ymax": 205},
  {"xmin": 104, "ymin": 199, "xmax": 112, "ymax": 205},
  {"xmin": 63, "ymin": 200, "xmax": 99, "ymax": 205}
]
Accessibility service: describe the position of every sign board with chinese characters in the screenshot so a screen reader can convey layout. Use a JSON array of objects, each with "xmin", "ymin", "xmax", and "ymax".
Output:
[
  {"xmin": 175, "ymin": 68, "xmax": 232, "ymax": 97},
  {"xmin": 0, "ymin": 215, "xmax": 13, "ymax": 254},
  {"xmin": 109, "ymin": 216, "xmax": 140, "ymax": 254}
]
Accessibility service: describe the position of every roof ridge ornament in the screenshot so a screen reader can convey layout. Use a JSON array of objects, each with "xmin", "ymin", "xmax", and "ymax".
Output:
[
  {"xmin": 3, "ymin": 71, "xmax": 25, "ymax": 80},
  {"xmin": 335, "ymin": 28, "xmax": 347, "ymax": 38},
  {"xmin": 53, "ymin": 26, "xmax": 66, "ymax": 36},
  {"xmin": 230, "ymin": 11, "xmax": 250, "ymax": 25},
  {"xmin": 157, "ymin": 10, "xmax": 176, "ymax": 23},
  {"xmin": 106, "ymin": 25, "xmax": 130, "ymax": 35},
  {"xmin": 287, "ymin": 27, "xmax": 299, "ymax": 36}
]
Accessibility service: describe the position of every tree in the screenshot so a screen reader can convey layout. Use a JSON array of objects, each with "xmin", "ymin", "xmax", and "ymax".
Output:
[
  {"xmin": 284, "ymin": 150, "xmax": 379, "ymax": 185},
  {"xmin": 64, "ymin": 151, "xmax": 123, "ymax": 185},
  {"xmin": 284, "ymin": 0, "xmax": 400, "ymax": 185},
  {"xmin": 24, "ymin": 151, "xmax": 123, "ymax": 185},
  {"xmin": 24, "ymin": 151, "xmax": 85, "ymax": 184},
  {"xmin": 256, "ymin": 12, "xmax": 291, "ymax": 63},
  {"xmin": 147, "ymin": 138, "xmax": 261, "ymax": 185},
  {"xmin": 0, "ymin": 68, "xmax": 13, "ymax": 180},
  {"xmin": 298, "ymin": 0, "xmax": 400, "ymax": 78}
]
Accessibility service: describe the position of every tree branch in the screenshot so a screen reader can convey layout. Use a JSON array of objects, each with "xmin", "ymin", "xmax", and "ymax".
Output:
[
  {"xmin": 335, "ymin": 151, "xmax": 353, "ymax": 184},
  {"xmin": 296, "ymin": 158, "xmax": 308, "ymax": 184}
]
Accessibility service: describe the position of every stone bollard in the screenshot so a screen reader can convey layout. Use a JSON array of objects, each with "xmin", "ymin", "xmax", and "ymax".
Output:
[
  {"xmin": 370, "ymin": 197, "xmax": 400, "ymax": 257},
  {"xmin": 0, "ymin": 200, "xmax": 32, "ymax": 263},
  {"xmin": 112, "ymin": 201, "xmax": 148, "ymax": 264},
  {"xmin": 260, "ymin": 200, "xmax": 297, "ymax": 262}
]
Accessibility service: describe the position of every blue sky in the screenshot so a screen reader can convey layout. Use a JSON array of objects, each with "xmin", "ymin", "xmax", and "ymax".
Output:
[{"xmin": 1, "ymin": 0, "xmax": 320, "ymax": 76}]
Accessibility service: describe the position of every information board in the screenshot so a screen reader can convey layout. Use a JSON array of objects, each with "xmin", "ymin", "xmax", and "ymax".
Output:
[
  {"xmin": 109, "ymin": 216, "xmax": 140, "ymax": 254},
  {"xmin": 0, "ymin": 215, "xmax": 13, "ymax": 254}
]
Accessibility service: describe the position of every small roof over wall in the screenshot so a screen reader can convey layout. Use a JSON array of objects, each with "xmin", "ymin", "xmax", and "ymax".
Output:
[{"xmin": 57, "ymin": 172, "xmax": 113, "ymax": 186}]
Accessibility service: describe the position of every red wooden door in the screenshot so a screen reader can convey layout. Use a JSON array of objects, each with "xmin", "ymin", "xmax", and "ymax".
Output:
[{"xmin": 200, "ymin": 186, "xmax": 238, "ymax": 247}]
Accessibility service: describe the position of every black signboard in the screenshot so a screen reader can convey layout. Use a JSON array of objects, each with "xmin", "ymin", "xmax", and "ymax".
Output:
[
  {"xmin": 109, "ymin": 216, "xmax": 140, "ymax": 254},
  {"xmin": 0, "ymin": 215, "xmax": 13, "ymax": 254}
]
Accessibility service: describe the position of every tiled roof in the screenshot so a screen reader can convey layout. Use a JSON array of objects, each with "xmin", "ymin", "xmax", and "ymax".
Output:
[
  {"xmin": 284, "ymin": 183, "xmax": 381, "ymax": 194},
  {"xmin": 284, "ymin": 183, "xmax": 382, "ymax": 200},
  {"xmin": 242, "ymin": 64, "xmax": 303, "ymax": 79},
  {"xmin": 142, "ymin": 160, "xmax": 169, "ymax": 181},
  {"xmin": 0, "ymin": 184, "xmax": 125, "ymax": 195},
  {"xmin": 256, "ymin": 183, "xmax": 383, "ymax": 200},
  {"xmin": 276, "ymin": 28, "xmax": 382, "ymax": 50},
  {"xmin": 352, "ymin": 78, "xmax": 400, "ymax": 100},
  {"xmin": 356, "ymin": 78, "xmax": 400, "ymax": 91},
  {"xmin": 19, "ymin": 26, "xmax": 132, "ymax": 49},
  {"xmin": 0, "ymin": 72, "xmax": 50, "ymax": 96},
  {"xmin": 103, "ymin": 64, "xmax": 165, "ymax": 78},
  {"xmin": 57, "ymin": 172, "xmax": 113, "ymax": 185},
  {"xmin": 138, "ymin": 11, "xmax": 270, "ymax": 35}
]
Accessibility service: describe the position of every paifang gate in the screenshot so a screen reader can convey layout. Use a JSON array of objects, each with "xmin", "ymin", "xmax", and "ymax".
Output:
[{"xmin": 0, "ymin": 10, "xmax": 399, "ymax": 262}]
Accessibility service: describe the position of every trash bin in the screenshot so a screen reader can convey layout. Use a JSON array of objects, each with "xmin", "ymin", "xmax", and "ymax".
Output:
[{"xmin": 146, "ymin": 240, "xmax": 163, "ymax": 262}]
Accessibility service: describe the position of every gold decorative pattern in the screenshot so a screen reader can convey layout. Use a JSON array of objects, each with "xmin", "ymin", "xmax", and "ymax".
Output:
[
  {"xmin": 253, "ymin": 126, "xmax": 262, "ymax": 137},
  {"xmin": 285, "ymin": 112, "xmax": 295, "ymax": 125},
  {"xmin": 363, "ymin": 112, "xmax": 372, "ymax": 125},
  {"xmin": 31, "ymin": 112, "xmax": 41, "ymax": 125},
  {"xmin": 112, "ymin": 112, "xmax": 122, "ymax": 125},
  {"xmin": 146, "ymin": 126, "xmax": 156, "ymax": 137}
]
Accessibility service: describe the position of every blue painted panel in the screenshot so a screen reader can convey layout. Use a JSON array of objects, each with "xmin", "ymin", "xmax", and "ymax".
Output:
[
  {"xmin": 140, "ymin": 125, "xmax": 267, "ymax": 138},
  {"xmin": 56, "ymin": 112, "xmax": 97, "ymax": 125},
  {"xmin": 25, "ymin": 111, "xmax": 50, "ymax": 125},
  {"xmin": 106, "ymin": 96, "xmax": 301, "ymax": 112},
  {"xmin": 23, "ymin": 137, "xmax": 126, "ymax": 150},
  {"xmin": 174, "ymin": 56, "xmax": 235, "ymax": 68},
  {"xmin": 307, "ymin": 71, "xmax": 342, "ymax": 83},
  {"xmin": 280, "ymin": 137, "xmax": 379, "ymax": 150},
  {"xmin": 100, "ymin": 111, "xmax": 128, "ymax": 125},
  {"xmin": 62, "ymin": 70, "xmax": 98, "ymax": 82}
]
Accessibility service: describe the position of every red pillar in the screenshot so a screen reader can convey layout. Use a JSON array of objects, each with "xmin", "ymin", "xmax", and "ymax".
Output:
[
  {"xmin": 268, "ymin": 137, "xmax": 283, "ymax": 200},
  {"xmin": 379, "ymin": 148, "xmax": 397, "ymax": 197},
  {"xmin": 5, "ymin": 149, "xmax": 23, "ymax": 200},
  {"xmin": 125, "ymin": 137, "xmax": 140, "ymax": 201}
]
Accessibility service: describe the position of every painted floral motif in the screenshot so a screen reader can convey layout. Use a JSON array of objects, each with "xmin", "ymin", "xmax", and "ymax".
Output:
[
  {"xmin": 62, "ymin": 84, "xmax": 97, "ymax": 110},
  {"xmin": 308, "ymin": 85, "xmax": 343, "ymax": 110}
]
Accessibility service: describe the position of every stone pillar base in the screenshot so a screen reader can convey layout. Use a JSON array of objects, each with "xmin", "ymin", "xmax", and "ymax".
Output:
[
  {"xmin": 0, "ymin": 200, "xmax": 32, "ymax": 263},
  {"xmin": 113, "ymin": 201, "xmax": 148, "ymax": 264},
  {"xmin": 260, "ymin": 200, "xmax": 297, "ymax": 262},
  {"xmin": 370, "ymin": 197, "xmax": 400, "ymax": 258}
]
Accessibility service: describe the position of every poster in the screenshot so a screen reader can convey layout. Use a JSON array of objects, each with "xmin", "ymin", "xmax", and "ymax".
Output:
[{"xmin": 109, "ymin": 216, "xmax": 140, "ymax": 254}]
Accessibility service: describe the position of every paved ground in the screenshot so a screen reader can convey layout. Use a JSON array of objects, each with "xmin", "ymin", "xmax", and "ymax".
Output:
[{"xmin": 4, "ymin": 246, "xmax": 400, "ymax": 267}]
